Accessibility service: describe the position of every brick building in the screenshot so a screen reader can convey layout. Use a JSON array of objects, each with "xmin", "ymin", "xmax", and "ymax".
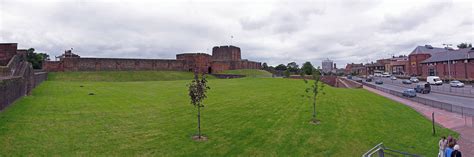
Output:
[
  {"xmin": 43, "ymin": 45, "xmax": 261, "ymax": 73},
  {"xmin": 365, "ymin": 62, "xmax": 385, "ymax": 75},
  {"xmin": 389, "ymin": 55, "xmax": 409, "ymax": 75},
  {"xmin": 345, "ymin": 63, "xmax": 366, "ymax": 75},
  {"xmin": 408, "ymin": 45, "xmax": 447, "ymax": 76},
  {"xmin": 420, "ymin": 47, "xmax": 474, "ymax": 80}
]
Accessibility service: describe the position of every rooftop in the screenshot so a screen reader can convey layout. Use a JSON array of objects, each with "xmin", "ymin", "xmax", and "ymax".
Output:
[
  {"xmin": 410, "ymin": 45, "xmax": 450, "ymax": 55},
  {"xmin": 421, "ymin": 48, "xmax": 474, "ymax": 63}
]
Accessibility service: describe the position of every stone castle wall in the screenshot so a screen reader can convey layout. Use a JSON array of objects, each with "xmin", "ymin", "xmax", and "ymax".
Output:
[
  {"xmin": 44, "ymin": 45, "xmax": 262, "ymax": 73},
  {"xmin": 59, "ymin": 58, "xmax": 187, "ymax": 72},
  {"xmin": 0, "ymin": 43, "xmax": 18, "ymax": 66},
  {"xmin": 212, "ymin": 45, "xmax": 241, "ymax": 61}
]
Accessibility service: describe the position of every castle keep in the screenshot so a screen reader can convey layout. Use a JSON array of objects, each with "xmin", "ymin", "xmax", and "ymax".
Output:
[{"xmin": 43, "ymin": 45, "xmax": 261, "ymax": 73}]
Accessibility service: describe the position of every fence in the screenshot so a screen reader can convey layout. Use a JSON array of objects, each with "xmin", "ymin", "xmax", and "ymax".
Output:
[
  {"xmin": 363, "ymin": 82, "xmax": 474, "ymax": 118},
  {"xmin": 362, "ymin": 143, "xmax": 420, "ymax": 157}
]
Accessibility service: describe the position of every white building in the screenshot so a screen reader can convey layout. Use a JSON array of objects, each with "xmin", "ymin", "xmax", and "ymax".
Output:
[{"xmin": 322, "ymin": 58, "xmax": 333, "ymax": 73}]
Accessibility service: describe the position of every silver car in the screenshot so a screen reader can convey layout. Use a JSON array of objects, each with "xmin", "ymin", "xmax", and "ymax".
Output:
[
  {"xmin": 449, "ymin": 80, "xmax": 464, "ymax": 87},
  {"xmin": 409, "ymin": 77, "xmax": 419, "ymax": 83}
]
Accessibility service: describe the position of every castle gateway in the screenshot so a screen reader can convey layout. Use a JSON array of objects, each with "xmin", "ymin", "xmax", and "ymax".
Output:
[{"xmin": 43, "ymin": 45, "xmax": 262, "ymax": 73}]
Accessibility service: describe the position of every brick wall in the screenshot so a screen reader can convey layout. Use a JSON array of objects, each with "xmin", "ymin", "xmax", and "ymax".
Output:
[
  {"xmin": 45, "ymin": 58, "xmax": 188, "ymax": 72},
  {"xmin": 421, "ymin": 60, "xmax": 474, "ymax": 80},
  {"xmin": 0, "ymin": 43, "xmax": 18, "ymax": 66},
  {"xmin": 0, "ymin": 77, "xmax": 26, "ymax": 110},
  {"xmin": 408, "ymin": 54, "xmax": 430, "ymax": 76},
  {"xmin": 43, "ymin": 45, "xmax": 261, "ymax": 74},
  {"xmin": 211, "ymin": 45, "xmax": 241, "ymax": 61}
]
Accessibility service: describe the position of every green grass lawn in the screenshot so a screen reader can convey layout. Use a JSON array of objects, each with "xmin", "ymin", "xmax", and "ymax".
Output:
[
  {"xmin": 218, "ymin": 69, "xmax": 272, "ymax": 78},
  {"xmin": 0, "ymin": 72, "xmax": 456, "ymax": 156},
  {"xmin": 48, "ymin": 71, "xmax": 216, "ymax": 82}
]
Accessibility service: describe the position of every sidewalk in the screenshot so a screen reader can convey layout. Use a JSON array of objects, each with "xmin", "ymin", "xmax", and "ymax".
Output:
[{"xmin": 364, "ymin": 86, "xmax": 474, "ymax": 155}]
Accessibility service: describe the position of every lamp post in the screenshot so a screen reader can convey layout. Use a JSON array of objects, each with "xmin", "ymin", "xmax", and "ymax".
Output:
[
  {"xmin": 443, "ymin": 44, "xmax": 452, "ymax": 81},
  {"xmin": 443, "ymin": 44, "xmax": 452, "ymax": 92}
]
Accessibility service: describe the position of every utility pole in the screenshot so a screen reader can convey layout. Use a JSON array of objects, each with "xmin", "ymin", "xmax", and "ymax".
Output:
[{"xmin": 443, "ymin": 44, "xmax": 452, "ymax": 81}]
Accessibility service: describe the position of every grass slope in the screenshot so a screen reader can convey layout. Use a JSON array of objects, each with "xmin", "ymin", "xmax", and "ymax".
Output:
[
  {"xmin": 219, "ymin": 69, "xmax": 272, "ymax": 78},
  {"xmin": 48, "ymin": 71, "xmax": 216, "ymax": 82},
  {"xmin": 0, "ymin": 76, "xmax": 456, "ymax": 156}
]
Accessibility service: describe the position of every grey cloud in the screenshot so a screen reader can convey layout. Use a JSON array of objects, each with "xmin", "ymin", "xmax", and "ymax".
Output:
[
  {"xmin": 0, "ymin": 0, "xmax": 471, "ymax": 68},
  {"xmin": 380, "ymin": 2, "xmax": 451, "ymax": 32}
]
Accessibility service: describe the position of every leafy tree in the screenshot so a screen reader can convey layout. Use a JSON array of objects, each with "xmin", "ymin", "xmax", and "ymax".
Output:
[
  {"xmin": 26, "ymin": 48, "xmax": 49, "ymax": 69},
  {"xmin": 301, "ymin": 61, "xmax": 315, "ymax": 75},
  {"xmin": 301, "ymin": 68, "xmax": 324, "ymax": 124},
  {"xmin": 287, "ymin": 62, "xmax": 299, "ymax": 72},
  {"xmin": 275, "ymin": 64, "xmax": 287, "ymax": 71},
  {"xmin": 284, "ymin": 69, "xmax": 290, "ymax": 78},
  {"xmin": 457, "ymin": 43, "xmax": 472, "ymax": 49},
  {"xmin": 188, "ymin": 71, "xmax": 210, "ymax": 140},
  {"xmin": 262, "ymin": 62, "xmax": 268, "ymax": 69}
]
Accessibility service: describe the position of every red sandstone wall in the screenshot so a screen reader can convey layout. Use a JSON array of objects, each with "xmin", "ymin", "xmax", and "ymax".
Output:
[
  {"xmin": 57, "ymin": 58, "xmax": 188, "ymax": 72},
  {"xmin": 211, "ymin": 46, "xmax": 241, "ymax": 61},
  {"xmin": 43, "ymin": 61, "xmax": 63, "ymax": 72},
  {"xmin": 0, "ymin": 43, "xmax": 18, "ymax": 66},
  {"xmin": 177, "ymin": 53, "xmax": 212, "ymax": 73}
]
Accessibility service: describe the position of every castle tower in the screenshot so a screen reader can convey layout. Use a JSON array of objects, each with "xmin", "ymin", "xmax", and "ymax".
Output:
[{"xmin": 211, "ymin": 45, "xmax": 241, "ymax": 61}]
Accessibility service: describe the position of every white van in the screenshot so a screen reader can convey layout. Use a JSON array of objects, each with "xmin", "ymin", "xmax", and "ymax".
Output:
[{"xmin": 426, "ymin": 76, "xmax": 443, "ymax": 85}]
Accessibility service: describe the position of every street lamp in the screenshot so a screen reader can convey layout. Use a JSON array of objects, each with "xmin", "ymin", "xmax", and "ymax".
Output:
[
  {"xmin": 443, "ymin": 44, "xmax": 453, "ymax": 92},
  {"xmin": 443, "ymin": 44, "xmax": 452, "ymax": 81}
]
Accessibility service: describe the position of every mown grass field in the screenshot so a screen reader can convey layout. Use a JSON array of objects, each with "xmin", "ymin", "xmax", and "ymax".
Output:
[
  {"xmin": 48, "ymin": 71, "xmax": 215, "ymax": 81},
  {"xmin": 0, "ymin": 71, "xmax": 456, "ymax": 156},
  {"xmin": 218, "ymin": 69, "xmax": 272, "ymax": 78}
]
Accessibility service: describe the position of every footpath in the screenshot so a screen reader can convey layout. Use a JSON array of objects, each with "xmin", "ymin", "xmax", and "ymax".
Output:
[{"xmin": 364, "ymin": 86, "xmax": 474, "ymax": 156}]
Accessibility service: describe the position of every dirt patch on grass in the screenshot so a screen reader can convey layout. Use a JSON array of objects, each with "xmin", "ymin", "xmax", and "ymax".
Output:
[{"xmin": 192, "ymin": 135, "xmax": 208, "ymax": 142}]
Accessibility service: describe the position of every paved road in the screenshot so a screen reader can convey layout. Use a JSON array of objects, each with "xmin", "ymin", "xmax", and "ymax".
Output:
[
  {"xmin": 376, "ymin": 77, "xmax": 474, "ymax": 97},
  {"xmin": 360, "ymin": 77, "xmax": 474, "ymax": 109}
]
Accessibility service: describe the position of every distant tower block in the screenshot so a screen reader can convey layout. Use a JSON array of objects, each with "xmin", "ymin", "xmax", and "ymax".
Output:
[
  {"xmin": 334, "ymin": 63, "xmax": 337, "ymax": 69},
  {"xmin": 211, "ymin": 45, "xmax": 241, "ymax": 61},
  {"xmin": 322, "ymin": 58, "xmax": 334, "ymax": 73}
]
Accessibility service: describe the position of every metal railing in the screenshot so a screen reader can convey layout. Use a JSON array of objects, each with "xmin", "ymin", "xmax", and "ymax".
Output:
[
  {"xmin": 363, "ymin": 82, "xmax": 474, "ymax": 118},
  {"xmin": 363, "ymin": 143, "xmax": 421, "ymax": 157}
]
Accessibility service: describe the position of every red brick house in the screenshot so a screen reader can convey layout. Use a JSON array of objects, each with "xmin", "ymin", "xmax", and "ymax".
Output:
[
  {"xmin": 345, "ymin": 63, "xmax": 366, "ymax": 75},
  {"xmin": 420, "ymin": 47, "xmax": 474, "ymax": 80},
  {"xmin": 408, "ymin": 45, "xmax": 447, "ymax": 76}
]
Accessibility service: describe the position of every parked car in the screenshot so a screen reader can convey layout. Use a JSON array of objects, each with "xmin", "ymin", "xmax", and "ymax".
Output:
[
  {"xmin": 375, "ymin": 80, "xmax": 383, "ymax": 84},
  {"xmin": 402, "ymin": 80, "xmax": 412, "ymax": 84},
  {"xmin": 374, "ymin": 73, "xmax": 382, "ymax": 77},
  {"xmin": 347, "ymin": 75, "xmax": 352, "ymax": 79},
  {"xmin": 403, "ymin": 89, "xmax": 417, "ymax": 97},
  {"xmin": 449, "ymin": 80, "xmax": 464, "ymax": 87},
  {"xmin": 366, "ymin": 77, "xmax": 373, "ymax": 82},
  {"xmin": 427, "ymin": 76, "xmax": 443, "ymax": 85},
  {"xmin": 390, "ymin": 76, "xmax": 397, "ymax": 80},
  {"xmin": 381, "ymin": 72, "xmax": 390, "ymax": 77},
  {"xmin": 409, "ymin": 77, "xmax": 419, "ymax": 83},
  {"xmin": 414, "ymin": 83, "xmax": 431, "ymax": 94}
]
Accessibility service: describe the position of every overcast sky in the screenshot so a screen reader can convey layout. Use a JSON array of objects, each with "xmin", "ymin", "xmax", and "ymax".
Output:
[{"xmin": 0, "ymin": 0, "xmax": 472, "ymax": 67}]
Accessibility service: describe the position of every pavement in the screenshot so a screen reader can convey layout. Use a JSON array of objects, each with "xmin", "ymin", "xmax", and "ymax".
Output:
[{"xmin": 364, "ymin": 86, "xmax": 474, "ymax": 156}]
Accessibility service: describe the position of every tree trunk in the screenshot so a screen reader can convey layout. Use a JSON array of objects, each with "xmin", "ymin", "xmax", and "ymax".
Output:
[
  {"xmin": 198, "ymin": 105, "xmax": 201, "ymax": 138},
  {"xmin": 312, "ymin": 94, "xmax": 316, "ymax": 120}
]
